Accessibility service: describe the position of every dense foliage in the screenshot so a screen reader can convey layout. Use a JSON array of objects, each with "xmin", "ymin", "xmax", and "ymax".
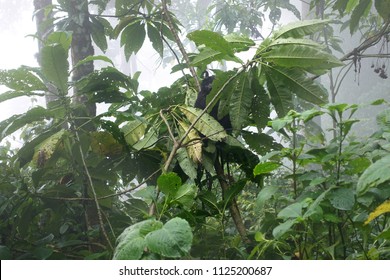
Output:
[{"xmin": 0, "ymin": 0, "xmax": 389, "ymax": 260}]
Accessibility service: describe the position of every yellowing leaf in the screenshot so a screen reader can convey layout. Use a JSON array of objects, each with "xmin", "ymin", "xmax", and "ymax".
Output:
[
  {"xmin": 32, "ymin": 129, "xmax": 67, "ymax": 167},
  {"xmin": 121, "ymin": 119, "xmax": 146, "ymax": 146},
  {"xmin": 364, "ymin": 200, "xmax": 390, "ymax": 225},
  {"xmin": 178, "ymin": 120, "xmax": 202, "ymax": 163},
  {"xmin": 178, "ymin": 105, "xmax": 227, "ymax": 142}
]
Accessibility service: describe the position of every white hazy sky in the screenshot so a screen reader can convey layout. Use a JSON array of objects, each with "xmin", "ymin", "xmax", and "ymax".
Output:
[{"xmin": 0, "ymin": 3, "xmax": 40, "ymax": 123}]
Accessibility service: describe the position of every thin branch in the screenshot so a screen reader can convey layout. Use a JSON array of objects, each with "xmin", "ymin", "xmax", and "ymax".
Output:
[
  {"xmin": 161, "ymin": 0, "xmax": 201, "ymax": 92},
  {"xmin": 340, "ymin": 21, "xmax": 390, "ymax": 62},
  {"xmin": 42, "ymin": 167, "xmax": 162, "ymax": 201},
  {"xmin": 74, "ymin": 130, "xmax": 114, "ymax": 251}
]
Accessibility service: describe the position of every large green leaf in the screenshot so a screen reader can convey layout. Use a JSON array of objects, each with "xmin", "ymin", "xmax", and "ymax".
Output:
[
  {"xmin": 243, "ymin": 131, "xmax": 282, "ymax": 155},
  {"xmin": 198, "ymin": 191, "xmax": 220, "ymax": 213},
  {"xmin": 147, "ymin": 23, "xmax": 164, "ymax": 57},
  {"xmin": 172, "ymin": 184, "xmax": 197, "ymax": 208},
  {"xmin": 253, "ymin": 162, "xmax": 281, "ymax": 176},
  {"xmin": 0, "ymin": 90, "xmax": 45, "ymax": 103},
  {"xmin": 157, "ymin": 172, "xmax": 182, "ymax": 196},
  {"xmin": 41, "ymin": 44, "xmax": 69, "ymax": 94},
  {"xmin": 223, "ymin": 33, "xmax": 255, "ymax": 52},
  {"xmin": 121, "ymin": 119, "xmax": 147, "ymax": 146},
  {"xmin": 350, "ymin": 0, "xmax": 372, "ymax": 34},
  {"xmin": 0, "ymin": 106, "xmax": 51, "ymax": 142},
  {"xmin": 133, "ymin": 128, "xmax": 158, "ymax": 150},
  {"xmin": 267, "ymin": 38, "xmax": 323, "ymax": 49},
  {"xmin": 90, "ymin": 16, "xmax": 108, "ymax": 52},
  {"xmin": 357, "ymin": 155, "xmax": 390, "ymax": 195},
  {"xmin": 145, "ymin": 217, "xmax": 193, "ymax": 258},
  {"xmin": 328, "ymin": 188, "xmax": 355, "ymax": 211},
  {"xmin": 46, "ymin": 31, "xmax": 72, "ymax": 52},
  {"xmin": 121, "ymin": 20, "xmax": 146, "ymax": 61},
  {"xmin": 113, "ymin": 219, "xmax": 162, "ymax": 260},
  {"xmin": 277, "ymin": 202, "xmax": 303, "ymax": 220},
  {"xmin": 256, "ymin": 185, "xmax": 278, "ymax": 209},
  {"xmin": 187, "ymin": 30, "xmax": 234, "ymax": 56},
  {"xmin": 0, "ymin": 67, "xmax": 46, "ymax": 92},
  {"xmin": 264, "ymin": 67, "xmax": 293, "ymax": 117},
  {"xmin": 229, "ymin": 73, "xmax": 252, "ymax": 131},
  {"xmin": 262, "ymin": 45, "xmax": 343, "ymax": 69},
  {"xmin": 273, "ymin": 219, "xmax": 297, "ymax": 239},
  {"xmin": 177, "ymin": 147, "xmax": 198, "ymax": 180},
  {"xmin": 179, "ymin": 105, "xmax": 227, "ymax": 141},
  {"xmin": 265, "ymin": 66, "xmax": 328, "ymax": 107},
  {"xmin": 273, "ymin": 19, "xmax": 332, "ymax": 39}
]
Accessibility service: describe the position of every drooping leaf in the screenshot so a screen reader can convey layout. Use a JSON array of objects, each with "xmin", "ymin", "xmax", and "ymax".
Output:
[
  {"xmin": 376, "ymin": 108, "xmax": 390, "ymax": 131},
  {"xmin": 0, "ymin": 90, "xmax": 45, "ymax": 103},
  {"xmin": 223, "ymin": 180, "xmax": 247, "ymax": 209},
  {"xmin": 229, "ymin": 72, "xmax": 252, "ymax": 131},
  {"xmin": 147, "ymin": 23, "xmax": 164, "ymax": 57},
  {"xmin": 243, "ymin": 131, "xmax": 282, "ymax": 155},
  {"xmin": 41, "ymin": 44, "xmax": 69, "ymax": 94},
  {"xmin": 0, "ymin": 67, "xmax": 45, "ymax": 93},
  {"xmin": 264, "ymin": 67, "xmax": 293, "ymax": 117},
  {"xmin": 357, "ymin": 155, "xmax": 390, "ymax": 195},
  {"xmin": 90, "ymin": 16, "xmax": 108, "ymax": 52},
  {"xmin": 178, "ymin": 120, "xmax": 203, "ymax": 163},
  {"xmin": 145, "ymin": 217, "xmax": 193, "ymax": 258},
  {"xmin": 179, "ymin": 105, "xmax": 227, "ymax": 141},
  {"xmin": 177, "ymin": 148, "xmax": 198, "ymax": 180},
  {"xmin": 350, "ymin": 0, "xmax": 372, "ymax": 34},
  {"xmin": 304, "ymin": 188, "xmax": 333, "ymax": 219},
  {"xmin": 333, "ymin": 0, "xmax": 350, "ymax": 15},
  {"xmin": 265, "ymin": 65, "xmax": 328, "ymax": 110},
  {"xmin": 121, "ymin": 20, "xmax": 146, "ymax": 61},
  {"xmin": 90, "ymin": 131, "xmax": 123, "ymax": 157},
  {"xmin": 375, "ymin": 0, "xmax": 390, "ymax": 21},
  {"xmin": 0, "ymin": 106, "xmax": 52, "ymax": 142}
]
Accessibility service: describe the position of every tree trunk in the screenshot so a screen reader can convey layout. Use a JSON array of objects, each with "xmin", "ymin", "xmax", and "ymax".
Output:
[{"xmin": 68, "ymin": 0, "xmax": 96, "ymax": 117}]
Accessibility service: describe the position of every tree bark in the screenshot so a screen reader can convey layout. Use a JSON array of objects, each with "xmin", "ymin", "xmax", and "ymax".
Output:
[{"xmin": 68, "ymin": 0, "xmax": 96, "ymax": 117}]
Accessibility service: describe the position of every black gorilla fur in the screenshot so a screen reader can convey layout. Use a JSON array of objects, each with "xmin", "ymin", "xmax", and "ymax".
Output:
[{"xmin": 194, "ymin": 73, "xmax": 232, "ymax": 131}]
